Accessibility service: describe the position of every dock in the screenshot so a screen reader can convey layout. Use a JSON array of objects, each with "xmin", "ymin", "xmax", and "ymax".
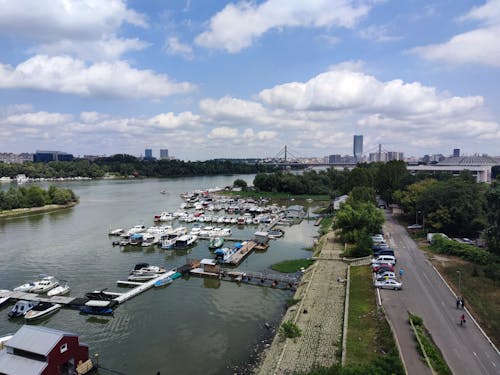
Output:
[
  {"xmin": 197, "ymin": 236, "xmax": 246, "ymax": 242},
  {"xmin": 0, "ymin": 290, "xmax": 77, "ymax": 306},
  {"xmin": 114, "ymin": 270, "xmax": 177, "ymax": 304},
  {"xmin": 225, "ymin": 241, "xmax": 257, "ymax": 266}
]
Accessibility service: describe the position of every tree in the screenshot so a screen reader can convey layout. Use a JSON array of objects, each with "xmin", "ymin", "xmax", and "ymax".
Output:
[
  {"xmin": 393, "ymin": 179, "xmax": 437, "ymax": 220},
  {"xmin": 349, "ymin": 186, "xmax": 377, "ymax": 205},
  {"xmin": 485, "ymin": 178, "xmax": 500, "ymax": 255},
  {"xmin": 375, "ymin": 160, "xmax": 411, "ymax": 203},
  {"xmin": 333, "ymin": 202, "xmax": 384, "ymax": 243},
  {"xmin": 233, "ymin": 179, "xmax": 248, "ymax": 190}
]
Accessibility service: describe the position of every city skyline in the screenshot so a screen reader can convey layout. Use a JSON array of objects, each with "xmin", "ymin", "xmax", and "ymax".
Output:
[{"xmin": 0, "ymin": 1, "xmax": 499, "ymax": 160}]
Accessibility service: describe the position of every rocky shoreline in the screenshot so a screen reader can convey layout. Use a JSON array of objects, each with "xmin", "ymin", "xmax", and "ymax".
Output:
[{"xmin": 0, "ymin": 201, "xmax": 78, "ymax": 218}]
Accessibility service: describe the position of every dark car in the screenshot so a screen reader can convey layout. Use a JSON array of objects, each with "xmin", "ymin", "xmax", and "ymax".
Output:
[
  {"xmin": 374, "ymin": 249, "xmax": 395, "ymax": 257},
  {"xmin": 371, "ymin": 244, "xmax": 390, "ymax": 251},
  {"xmin": 373, "ymin": 263, "xmax": 394, "ymax": 273}
]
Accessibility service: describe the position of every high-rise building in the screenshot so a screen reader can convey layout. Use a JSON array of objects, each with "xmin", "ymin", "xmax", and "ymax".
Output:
[
  {"xmin": 353, "ymin": 135, "xmax": 363, "ymax": 162},
  {"xmin": 160, "ymin": 149, "xmax": 169, "ymax": 160},
  {"xmin": 453, "ymin": 148, "xmax": 460, "ymax": 157},
  {"xmin": 328, "ymin": 154, "xmax": 342, "ymax": 163},
  {"xmin": 144, "ymin": 149, "xmax": 153, "ymax": 159},
  {"xmin": 33, "ymin": 151, "xmax": 73, "ymax": 162}
]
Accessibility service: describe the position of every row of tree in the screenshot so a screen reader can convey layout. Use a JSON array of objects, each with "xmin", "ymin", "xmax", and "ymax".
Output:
[
  {"xmin": 252, "ymin": 162, "xmax": 500, "ymax": 255},
  {"xmin": 0, "ymin": 156, "xmax": 277, "ymax": 179},
  {"xmin": 0, "ymin": 186, "xmax": 77, "ymax": 211}
]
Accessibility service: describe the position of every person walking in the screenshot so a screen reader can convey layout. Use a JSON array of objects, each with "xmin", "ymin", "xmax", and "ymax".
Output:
[
  {"xmin": 456, "ymin": 296, "xmax": 461, "ymax": 309},
  {"xmin": 460, "ymin": 297, "xmax": 465, "ymax": 310},
  {"xmin": 399, "ymin": 268, "xmax": 404, "ymax": 279}
]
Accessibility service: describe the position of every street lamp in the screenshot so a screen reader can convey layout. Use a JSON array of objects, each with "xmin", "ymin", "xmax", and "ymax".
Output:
[{"xmin": 456, "ymin": 270, "xmax": 462, "ymax": 294}]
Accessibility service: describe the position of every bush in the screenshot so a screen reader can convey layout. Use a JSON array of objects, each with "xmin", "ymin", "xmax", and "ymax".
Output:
[
  {"xmin": 280, "ymin": 321, "xmax": 302, "ymax": 339},
  {"xmin": 484, "ymin": 263, "xmax": 500, "ymax": 281},
  {"xmin": 430, "ymin": 235, "xmax": 497, "ymax": 265}
]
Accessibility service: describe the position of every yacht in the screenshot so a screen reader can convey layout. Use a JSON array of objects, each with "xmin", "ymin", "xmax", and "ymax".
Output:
[
  {"xmin": 13, "ymin": 281, "xmax": 38, "ymax": 293},
  {"xmin": 47, "ymin": 281, "xmax": 70, "ymax": 297},
  {"xmin": 122, "ymin": 224, "xmax": 145, "ymax": 237},
  {"xmin": 174, "ymin": 234, "xmax": 197, "ymax": 249},
  {"xmin": 30, "ymin": 276, "xmax": 59, "ymax": 293}
]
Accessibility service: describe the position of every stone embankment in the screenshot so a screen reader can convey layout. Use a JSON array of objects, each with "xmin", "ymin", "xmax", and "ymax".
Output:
[
  {"xmin": 0, "ymin": 202, "xmax": 78, "ymax": 218},
  {"xmin": 256, "ymin": 232, "xmax": 348, "ymax": 374}
]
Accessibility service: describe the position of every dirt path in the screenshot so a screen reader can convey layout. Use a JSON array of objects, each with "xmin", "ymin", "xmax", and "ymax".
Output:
[{"xmin": 256, "ymin": 232, "xmax": 348, "ymax": 374}]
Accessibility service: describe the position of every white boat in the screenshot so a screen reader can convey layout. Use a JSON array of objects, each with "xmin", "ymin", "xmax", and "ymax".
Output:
[
  {"xmin": 128, "ymin": 273, "xmax": 159, "ymax": 281},
  {"xmin": 108, "ymin": 228, "xmax": 124, "ymax": 236},
  {"xmin": 47, "ymin": 281, "xmax": 70, "ymax": 297},
  {"xmin": 13, "ymin": 281, "xmax": 39, "ymax": 293},
  {"xmin": 153, "ymin": 277, "xmax": 173, "ymax": 287},
  {"xmin": 8, "ymin": 300, "xmax": 39, "ymax": 318},
  {"xmin": 160, "ymin": 227, "xmax": 188, "ymax": 249},
  {"xmin": 159, "ymin": 212, "xmax": 174, "ymax": 221},
  {"xmin": 141, "ymin": 233, "xmax": 159, "ymax": 247},
  {"xmin": 24, "ymin": 302, "xmax": 61, "ymax": 321},
  {"xmin": 131, "ymin": 265, "xmax": 166, "ymax": 274},
  {"xmin": 30, "ymin": 276, "xmax": 59, "ymax": 293},
  {"xmin": 0, "ymin": 290, "xmax": 10, "ymax": 307},
  {"xmin": 122, "ymin": 224, "xmax": 145, "ymax": 237},
  {"xmin": 174, "ymin": 234, "xmax": 197, "ymax": 249}
]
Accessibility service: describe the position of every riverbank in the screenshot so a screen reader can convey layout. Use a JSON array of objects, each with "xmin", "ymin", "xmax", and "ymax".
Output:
[
  {"xmin": 255, "ymin": 231, "xmax": 347, "ymax": 374},
  {"xmin": 0, "ymin": 201, "xmax": 78, "ymax": 218}
]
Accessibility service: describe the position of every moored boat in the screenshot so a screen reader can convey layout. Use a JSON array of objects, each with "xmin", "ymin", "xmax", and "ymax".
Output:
[
  {"xmin": 174, "ymin": 234, "xmax": 197, "ymax": 249},
  {"xmin": 24, "ymin": 302, "xmax": 62, "ymax": 321},
  {"xmin": 13, "ymin": 281, "xmax": 39, "ymax": 293},
  {"xmin": 30, "ymin": 276, "xmax": 59, "ymax": 293},
  {"xmin": 8, "ymin": 300, "xmax": 39, "ymax": 318},
  {"xmin": 47, "ymin": 281, "xmax": 70, "ymax": 297},
  {"xmin": 209, "ymin": 237, "xmax": 224, "ymax": 250},
  {"xmin": 153, "ymin": 277, "xmax": 173, "ymax": 287}
]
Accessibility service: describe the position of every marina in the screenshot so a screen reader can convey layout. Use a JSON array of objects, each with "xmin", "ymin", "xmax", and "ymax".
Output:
[{"xmin": 0, "ymin": 176, "xmax": 317, "ymax": 374}]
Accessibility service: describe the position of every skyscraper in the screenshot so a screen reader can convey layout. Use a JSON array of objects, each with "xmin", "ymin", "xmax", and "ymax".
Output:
[
  {"xmin": 144, "ymin": 149, "xmax": 153, "ymax": 159},
  {"xmin": 453, "ymin": 148, "xmax": 460, "ymax": 157},
  {"xmin": 160, "ymin": 149, "xmax": 169, "ymax": 160},
  {"xmin": 353, "ymin": 135, "xmax": 363, "ymax": 162}
]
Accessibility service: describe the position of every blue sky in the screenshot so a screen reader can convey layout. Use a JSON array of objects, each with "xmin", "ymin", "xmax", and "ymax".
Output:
[{"xmin": 0, "ymin": 0, "xmax": 499, "ymax": 160}]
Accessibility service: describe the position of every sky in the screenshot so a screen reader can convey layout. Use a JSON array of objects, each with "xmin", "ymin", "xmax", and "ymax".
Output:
[{"xmin": 0, "ymin": 0, "xmax": 499, "ymax": 160}]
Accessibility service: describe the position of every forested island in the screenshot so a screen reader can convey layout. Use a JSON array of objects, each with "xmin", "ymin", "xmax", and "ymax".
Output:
[
  {"xmin": 0, "ymin": 155, "xmax": 277, "ymax": 179},
  {"xmin": 0, "ymin": 185, "xmax": 77, "ymax": 212}
]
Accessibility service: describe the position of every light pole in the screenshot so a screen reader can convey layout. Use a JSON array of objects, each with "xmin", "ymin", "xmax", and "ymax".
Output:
[{"xmin": 456, "ymin": 270, "xmax": 462, "ymax": 294}]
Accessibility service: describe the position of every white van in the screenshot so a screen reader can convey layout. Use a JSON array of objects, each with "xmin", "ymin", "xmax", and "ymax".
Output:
[{"xmin": 371, "ymin": 255, "xmax": 396, "ymax": 265}]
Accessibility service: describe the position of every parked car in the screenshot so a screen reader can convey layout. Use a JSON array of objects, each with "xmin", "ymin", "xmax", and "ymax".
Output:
[
  {"xmin": 372, "ymin": 263, "xmax": 394, "ymax": 273},
  {"xmin": 374, "ymin": 249, "xmax": 395, "ymax": 257},
  {"xmin": 374, "ymin": 279, "xmax": 402, "ymax": 290},
  {"xmin": 461, "ymin": 238, "xmax": 474, "ymax": 245},
  {"xmin": 376, "ymin": 271, "xmax": 396, "ymax": 280},
  {"xmin": 407, "ymin": 224, "xmax": 422, "ymax": 230},
  {"xmin": 372, "ymin": 244, "xmax": 390, "ymax": 251},
  {"xmin": 371, "ymin": 255, "xmax": 396, "ymax": 265}
]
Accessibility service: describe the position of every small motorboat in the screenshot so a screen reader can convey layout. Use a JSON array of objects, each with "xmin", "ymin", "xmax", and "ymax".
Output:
[
  {"xmin": 209, "ymin": 237, "xmax": 224, "ymax": 250},
  {"xmin": 80, "ymin": 302, "xmax": 114, "ymax": 315},
  {"xmin": 13, "ymin": 281, "xmax": 38, "ymax": 293},
  {"xmin": 154, "ymin": 277, "xmax": 173, "ymax": 288},
  {"xmin": 0, "ymin": 290, "xmax": 10, "ymax": 307},
  {"xmin": 8, "ymin": 300, "xmax": 39, "ymax": 318},
  {"xmin": 85, "ymin": 289, "xmax": 115, "ymax": 301},
  {"xmin": 128, "ymin": 272, "xmax": 159, "ymax": 282},
  {"xmin": 47, "ymin": 281, "xmax": 70, "ymax": 297},
  {"xmin": 30, "ymin": 276, "xmax": 59, "ymax": 294},
  {"xmin": 268, "ymin": 229, "xmax": 285, "ymax": 239},
  {"xmin": 24, "ymin": 302, "xmax": 61, "ymax": 321},
  {"xmin": 108, "ymin": 228, "xmax": 124, "ymax": 236}
]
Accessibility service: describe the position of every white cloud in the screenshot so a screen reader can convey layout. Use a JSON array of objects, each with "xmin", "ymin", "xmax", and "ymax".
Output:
[
  {"xmin": 0, "ymin": 0, "xmax": 147, "ymax": 41},
  {"xmin": 359, "ymin": 25, "xmax": 402, "ymax": 42},
  {"xmin": 256, "ymin": 130, "xmax": 278, "ymax": 140},
  {"xmin": 258, "ymin": 69, "xmax": 483, "ymax": 117},
  {"xmin": 149, "ymin": 112, "xmax": 200, "ymax": 129},
  {"xmin": 195, "ymin": 0, "xmax": 372, "ymax": 52},
  {"xmin": 165, "ymin": 37, "xmax": 194, "ymax": 59},
  {"xmin": 3, "ymin": 111, "xmax": 72, "ymax": 126},
  {"xmin": 412, "ymin": 0, "xmax": 500, "ymax": 67},
  {"xmin": 200, "ymin": 96, "xmax": 266, "ymax": 120},
  {"xmin": 31, "ymin": 37, "xmax": 150, "ymax": 61},
  {"xmin": 208, "ymin": 127, "xmax": 239, "ymax": 139},
  {"xmin": 0, "ymin": 55, "xmax": 196, "ymax": 99}
]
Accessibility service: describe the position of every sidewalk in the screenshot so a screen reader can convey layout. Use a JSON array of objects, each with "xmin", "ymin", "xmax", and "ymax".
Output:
[{"xmin": 256, "ymin": 232, "xmax": 348, "ymax": 374}]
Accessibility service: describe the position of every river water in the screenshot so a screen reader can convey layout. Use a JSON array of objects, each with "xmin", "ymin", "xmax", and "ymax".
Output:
[{"xmin": 0, "ymin": 174, "xmax": 318, "ymax": 374}]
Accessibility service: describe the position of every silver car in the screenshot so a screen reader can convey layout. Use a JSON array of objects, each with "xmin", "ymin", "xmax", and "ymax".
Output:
[{"xmin": 374, "ymin": 279, "xmax": 403, "ymax": 290}]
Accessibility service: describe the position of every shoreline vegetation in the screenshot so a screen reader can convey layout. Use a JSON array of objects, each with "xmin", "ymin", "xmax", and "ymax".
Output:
[
  {"xmin": 0, "ymin": 185, "xmax": 78, "ymax": 217},
  {"xmin": 0, "ymin": 201, "xmax": 78, "ymax": 218}
]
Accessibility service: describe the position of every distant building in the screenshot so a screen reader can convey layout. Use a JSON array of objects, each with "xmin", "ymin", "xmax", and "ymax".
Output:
[
  {"xmin": 144, "ymin": 149, "xmax": 153, "ymax": 159},
  {"xmin": 353, "ymin": 135, "xmax": 363, "ymax": 162},
  {"xmin": 328, "ymin": 154, "xmax": 342, "ymax": 163},
  {"xmin": 0, "ymin": 153, "xmax": 33, "ymax": 164},
  {"xmin": 453, "ymin": 148, "xmax": 460, "ymax": 157},
  {"xmin": 160, "ymin": 149, "xmax": 169, "ymax": 160},
  {"xmin": 387, "ymin": 152, "xmax": 404, "ymax": 161},
  {"xmin": 33, "ymin": 151, "xmax": 73, "ymax": 162}
]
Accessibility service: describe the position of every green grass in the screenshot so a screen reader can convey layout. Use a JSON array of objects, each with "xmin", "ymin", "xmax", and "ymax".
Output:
[
  {"xmin": 409, "ymin": 313, "xmax": 452, "ymax": 375},
  {"xmin": 270, "ymin": 258, "xmax": 315, "ymax": 273},
  {"xmin": 280, "ymin": 321, "xmax": 302, "ymax": 339},
  {"xmin": 346, "ymin": 266, "xmax": 379, "ymax": 366},
  {"xmin": 319, "ymin": 216, "xmax": 334, "ymax": 235}
]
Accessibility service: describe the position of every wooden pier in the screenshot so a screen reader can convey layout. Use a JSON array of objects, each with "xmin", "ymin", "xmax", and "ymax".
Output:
[
  {"xmin": 225, "ymin": 241, "xmax": 257, "ymax": 266},
  {"xmin": 0, "ymin": 290, "xmax": 77, "ymax": 306},
  {"xmin": 114, "ymin": 270, "xmax": 177, "ymax": 304}
]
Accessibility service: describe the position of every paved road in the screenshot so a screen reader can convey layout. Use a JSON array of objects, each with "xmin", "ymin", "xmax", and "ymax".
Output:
[{"xmin": 381, "ymin": 214, "xmax": 500, "ymax": 375}]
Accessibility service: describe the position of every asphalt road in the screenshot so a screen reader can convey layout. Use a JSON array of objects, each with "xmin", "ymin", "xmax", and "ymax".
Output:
[{"xmin": 381, "ymin": 214, "xmax": 500, "ymax": 375}]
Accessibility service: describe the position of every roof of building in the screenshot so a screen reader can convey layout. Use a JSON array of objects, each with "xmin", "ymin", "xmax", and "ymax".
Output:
[
  {"xmin": 437, "ymin": 156, "xmax": 500, "ymax": 166},
  {"xmin": 287, "ymin": 205, "xmax": 304, "ymax": 211},
  {"xmin": 0, "ymin": 350, "xmax": 47, "ymax": 375},
  {"xmin": 5, "ymin": 325, "xmax": 77, "ymax": 357}
]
